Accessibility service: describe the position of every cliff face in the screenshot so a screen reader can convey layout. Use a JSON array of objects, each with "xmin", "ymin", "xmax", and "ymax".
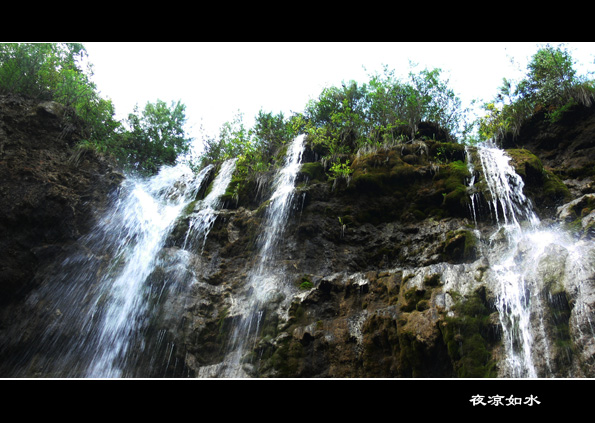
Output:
[
  {"xmin": 156, "ymin": 107, "xmax": 595, "ymax": 378},
  {"xmin": 1, "ymin": 95, "xmax": 594, "ymax": 378},
  {"xmin": 0, "ymin": 95, "xmax": 123, "ymax": 304}
]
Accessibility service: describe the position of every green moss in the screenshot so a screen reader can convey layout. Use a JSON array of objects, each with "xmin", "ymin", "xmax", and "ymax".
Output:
[
  {"xmin": 297, "ymin": 274, "xmax": 314, "ymax": 290},
  {"xmin": 442, "ymin": 229, "xmax": 478, "ymax": 263},
  {"xmin": 397, "ymin": 329, "xmax": 426, "ymax": 377},
  {"xmin": 268, "ymin": 337, "xmax": 304, "ymax": 377},
  {"xmin": 507, "ymin": 148, "xmax": 571, "ymax": 207},
  {"xmin": 349, "ymin": 149, "xmax": 420, "ymax": 194},
  {"xmin": 401, "ymin": 286, "xmax": 431, "ymax": 312},
  {"xmin": 416, "ymin": 299, "xmax": 430, "ymax": 311},
  {"xmin": 351, "ymin": 169, "xmax": 390, "ymax": 194},
  {"xmin": 220, "ymin": 175, "xmax": 243, "ymax": 204},
  {"xmin": 542, "ymin": 173, "xmax": 572, "ymax": 203},
  {"xmin": 429, "ymin": 141, "xmax": 467, "ymax": 163},
  {"xmin": 439, "ymin": 288, "xmax": 498, "ymax": 378},
  {"xmin": 506, "ymin": 149, "xmax": 542, "ymax": 178},
  {"xmin": 546, "ymin": 291, "xmax": 574, "ymax": 369},
  {"xmin": 299, "ymin": 162, "xmax": 326, "ymax": 182},
  {"xmin": 432, "ymin": 160, "xmax": 472, "ymax": 217},
  {"xmin": 424, "ymin": 273, "xmax": 441, "ymax": 287}
]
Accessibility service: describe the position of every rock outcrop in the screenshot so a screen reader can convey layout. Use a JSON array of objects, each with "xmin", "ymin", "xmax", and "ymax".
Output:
[
  {"xmin": 146, "ymin": 106, "xmax": 594, "ymax": 378},
  {"xmin": 0, "ymin": 94, "xmax": 123, "ymax": 304},
  {"xmin": 1, "ymin": 95, "xmax": 594, "ymax": 379}
]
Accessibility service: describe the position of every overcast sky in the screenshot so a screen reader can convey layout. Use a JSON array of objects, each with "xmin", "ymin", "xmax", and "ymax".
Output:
[{"xmin": 83, "ymin": 42, "xmax": 595, "ymax": 149}]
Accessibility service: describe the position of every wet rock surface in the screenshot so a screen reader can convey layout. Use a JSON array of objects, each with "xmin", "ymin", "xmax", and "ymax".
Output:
[
  {"xmin": 0, "ymin": 95, "xmax": 123, "ymax": 304},
  {"xmin": 1, "ymin": 97, "xmax": 595, "ymax": 378}
]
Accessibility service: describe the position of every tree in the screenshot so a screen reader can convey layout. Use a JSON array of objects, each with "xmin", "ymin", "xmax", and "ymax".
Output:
[
  {"xmin": 0, "ymin": 42, "xmax": 122, "ymax": 148},
  {"xmin": 517, "ymin": 44, "xmax": 578, "ymax": 111},
  {"xmin": 366, "ymin": 66, "xmax": 409, "ymax": 145},
  {"xmin": 120, "ymin": 99, "xmax": 192, "ymax": 175},
  {"xmin": 407, "ymin": 66, "xmax": 468, "ymax": 141},
  {"xmin": 0, "ymin": 43, "xmax": 86, "ymax": 99},
  {"xmin": 303, "ymin": 80, "xmax": 369, "ymax": 163},
  {"xmin": 478, "ymin": 44, "xmax": 595, "ymax": 142},
  {"xmin": 252, "ymin": 109, "xmax": 292, "ymax": 160}
]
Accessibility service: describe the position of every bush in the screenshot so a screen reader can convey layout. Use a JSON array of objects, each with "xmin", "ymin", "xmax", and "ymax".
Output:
[{"xmin": 478, "ymin": 44, "xmax": 595, "ymax": 142}]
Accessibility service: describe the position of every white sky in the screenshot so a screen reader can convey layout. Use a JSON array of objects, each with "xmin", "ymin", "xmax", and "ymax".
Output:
[{"xmin": 83, "ymin": 42, "xmax": 595, "ymax": 148}]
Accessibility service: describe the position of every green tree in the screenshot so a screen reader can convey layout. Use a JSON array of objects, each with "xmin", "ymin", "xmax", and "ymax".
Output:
[
  {"xmin": 479, "ymin": 44, "xmax": 595, "ymax": 141},
  {"xmin": 0, "ymin": 42, "xmax": 122, "ymax": 148},
  {"xmin": 304, "ymin": 80, "xmax": 368, "ymax": 154},
  {"xmin": 0, "ymin": 43, "xmax": 86, "ymax": 99},
  {"xmin": 120, "ymin": 99, "xmax": 192, "ymax": 175},
  {"xmin": 366, "ymin": 66, "xmax": 410, "ymax": 145},
  {"xmin": 252, "ymin": 109, "xmax": 292, "ymax": 161},
  {"xmin": 520, "ymin": 44, "xmax": 577, "ymax": 109}
]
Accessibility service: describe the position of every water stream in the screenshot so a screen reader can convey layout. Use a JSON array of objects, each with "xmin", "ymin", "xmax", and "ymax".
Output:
[
  {"xmin": 468, "ymin": 143, "xmax": 595, "ymax": 377},
  {"xmin": 2, "ymin": 135, "xmax": 594, "ymax": 378},
  {"xmin": 2, "ymin": 159, "xmax": 238, "ymax": 377},
  {"xmin": 214, "ymin": 134, "xmax": 306, "ymax": 377},
  {"xmin": 183, "ymin": 158, "xmax": 237, "ymax": 251}
]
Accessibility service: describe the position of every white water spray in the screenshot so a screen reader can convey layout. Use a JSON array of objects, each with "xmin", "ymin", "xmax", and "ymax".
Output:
[
  {"xmin": 219, "ymin": 134, "xmax": 306, "ymax": 377},
  {"xmin": 84, "ymin": 163, "xmax": 213, "ymax": 377},
  {"xmin": 183, "ymin": 158, "xmax": 237, "ymax": 251},
  {"xmin": 3, "ymin": 159, "xmax": 242, "ymax": 377},
  {"xmin": 470, "ymin": 143, "xmax": 595, "ymax": 377}
]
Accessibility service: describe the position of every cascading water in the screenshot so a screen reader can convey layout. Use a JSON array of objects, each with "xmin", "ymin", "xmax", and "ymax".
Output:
[
  {"xmin": 183, "ymin": 158, "xmax": 237, "ymax": 251},
  {"xmin": 83, "ymin": 163, "xmax": 213, "ymax": 377},
  {"xmin": 1, "ymin": 159, "xmax": 237, "ymax": 377},
  {"xmin": 213, "ymin": 134, "xmax": 306, "ymax": 378},
  {"xmin": 468, "ymin": 142, "xmax": 595, "ymax": 377}
]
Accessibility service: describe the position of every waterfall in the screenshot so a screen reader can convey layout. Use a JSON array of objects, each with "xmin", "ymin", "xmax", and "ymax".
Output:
[
  {"xmin": 476, "ymin": 144, "xmax": 539, "ymax": 228},
  {"xmin": 214, "ymin": 134, "xmax": 306, "ymax": 378},
  {"xmin": 183, "ymin": 158, "xmax": 237, "ymax": 251},
  {"xmin": 2, "ymin": 159, "xmax": 238, "ymax": 377},
  {"xmin": 468, "ymin": 143, "xmax": 595, "ymax": 377},
  {"xmin": 84, "ymin": 164, "xmax": 210, "ymax": 377}
]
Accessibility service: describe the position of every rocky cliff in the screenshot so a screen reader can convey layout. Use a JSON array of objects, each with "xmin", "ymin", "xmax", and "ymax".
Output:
[
  {"xmin": 151, "ymin": 104, "xmax": 595, "ymax": 378},
  {"xmin": 1, "ymin": 96, "xmax": 594, "ymax": 379},
  {"xmin": 0, "ymin": 95, "xmax": 123, "ymax": 305}
]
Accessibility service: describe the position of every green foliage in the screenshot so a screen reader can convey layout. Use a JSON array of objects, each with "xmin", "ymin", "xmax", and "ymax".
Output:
[
  {"xmin": 303, "ymin": 64, "xmax": 470, "ymax": 175},
  {"xmin": 0, "ymin": 43, "xmax": 86, "ymax": 100},
  {"xmin": 0, "ymin": 42, "xmax": 123, "ymax": 148},
  {"xmin": 0, "ymin": 43, "xmax": 196, "ymax": 176},
  {"xmin": 328, "ymin": 159, "xmax": 352, "ymax": 180},
  {"xmin": 199, "ymin": 109, "xmax": 302, "ymax": 190},
  {"xmin": 117, "ymin": 99, "xmax": 192, "ymax": 175},
  {"xmin": 478, "ymin": 44, "xmax": 595, "ymax": 141}
]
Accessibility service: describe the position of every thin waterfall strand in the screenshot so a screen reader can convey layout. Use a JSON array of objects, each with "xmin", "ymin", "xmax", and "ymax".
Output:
[
  {"xmin": 221, "ymin": 134, "xmax": 305, "ymax": 377},
  {"xmin": 183, "ymin": 158, "xmax": 237, "ymax": 251}
]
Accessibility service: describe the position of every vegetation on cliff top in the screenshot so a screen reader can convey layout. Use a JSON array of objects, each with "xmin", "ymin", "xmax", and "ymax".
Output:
[
  {"xmin": 0, "ymin": 43, "xmax": 192, "ymax": 175},
  {"xmin": 478, "ymin": 44, "xmax": 595, "ymax": 142},
  {"xmin": 1, "ymin": 42, "xmax": 594, "ymax": 182}
]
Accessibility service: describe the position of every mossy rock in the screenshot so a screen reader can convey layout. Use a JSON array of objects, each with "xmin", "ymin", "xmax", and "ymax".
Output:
[
  {"xmin": 424, "ymin": 273, "xmax": 442, "ymax": 287},
  {"xmin": 297, "ymin": 274, "xmax": 314, "ymax": 290},
  {"xmin": 428, "ymin": 141, "xmax": 467, "ymax": 163},
  {"xmin": 432, "ymin": 160, "xmax": 472, "ymax": 217},
  {"xmin": 506, "ymin": 148, "xmax": 571, "ymax": 211},
  {"xmin": 401, "ymin": 286, "xmax": 431, "ymax": 313},
  {"xmin": 442, "ymin": 229, "xmax": 478, "ymax": 263},
  {"xmin": 299, "ymin": 162, "xmax": 327, "ymax": 183},
  {"xmin": 349, "ymin": 150, "xmax": 407, "ymax": 194},
  {"xmin": 439, "ymin": 288, "xmax": 499, "ymax": 378}
]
